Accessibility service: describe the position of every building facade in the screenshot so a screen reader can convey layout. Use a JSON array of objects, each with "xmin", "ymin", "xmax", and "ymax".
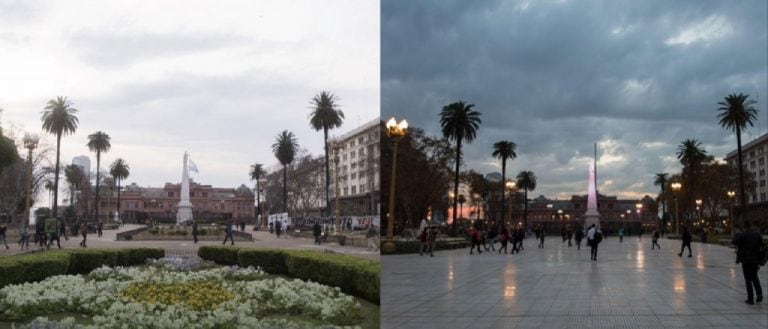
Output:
[
  {"xmin": 72, "ymin": 155, "xmax": 91, "ymax": 181},
  {"xmin": 79, "ymin": 180, "xmax": 255, "ymax": 223},
  {"xmin": 329, "ymin": 118, "xmax": 380, "ymax": 217},
  {"xmin": 725, "ymin": 132, "xmax": 768, "ymax": 204},
  {"xmin": 527, "ymin": 194, "xmax": 658, "ymax": 234}
]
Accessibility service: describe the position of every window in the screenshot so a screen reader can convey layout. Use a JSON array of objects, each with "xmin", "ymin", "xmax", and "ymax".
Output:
[
  {"xmin": 168, "ymin": 192, "xmax": 175, "ymax": 197},
  {"xmin": 360, "ymin": 184, "xmax": 366, "ymax": 193},
  {"xmin": 350, "ymin": 151, "xmax": 356, "ymax": 159},
  {"xmin": 751, "ymin": 161, "xmax": 756, "ymax": 169},
  {"xmin": 351, "ymin": 186, "xmax": 357, "ymax": 194},
  {"xmin": 351, "ymin": 173, "xmax": 356, "ymax": 180},
  {"xmin": 350, "ymin": 141, "xmax": 355, "ymax": 147},
  {"xmin": 343, "ymin": 187, "xmax": 348, "ymax": 196},
  {"xmin": 203, "ymin": 192, "xmax": 208, "ymax": 197},
  {"xmin": 358, "ymin": 137, "xmax": 364, "ymax": 144},
  {"xmin": 351, "ymin": 162, "xmax": 357, "ymax": 169},
  {"xmin": 761, "ymin": 169, "xmax": 765, "ymax": 177},
  {"xmin": 359, "ymin": 148, "xmax": 365, "ymax": 156},
  {"xmin": 762, "ymin": 193, "xmax": 766, "ymax": 202},
  {"xmin": 190, "ymin": 192, "xmax": 195, "ymax": 197},
  {"xmin": 760, "ymin": 158, "xmax": 765, "ymax": 166},
  {"xmin": 760, "ymin": 180, "xmax": 765, "ymax": 187}
]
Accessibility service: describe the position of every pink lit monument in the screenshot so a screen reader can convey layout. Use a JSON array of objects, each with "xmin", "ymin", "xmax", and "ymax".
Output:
[{"xmin": 584, "ymin": 144, "xmax": 600, "ymax": 229}]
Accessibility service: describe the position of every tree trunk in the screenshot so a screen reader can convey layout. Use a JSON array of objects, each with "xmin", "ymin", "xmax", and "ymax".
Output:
[
  {"xmin": 736, "ymin": 125, "xmax": 746, "ymax": 220},
  {"xmin": 453, "ymin": 138, "xmax": 462, "ymax": 225},
  {"xmin": 323, "ymin": 127, "xmax": 330, "ymax": 218},
  {"xmin": 283, "ymin": 165, "xmax": 288, "ymax": 213},
  {"xmin": 95, "ymin": 152, "xmax": 100, "ymax": 223},
  {"xmin": 116, "ymin": 178, "xmax": 121, "ymax": 221},
  {"xmin": 500, "ymin": 157, "xmax": 506, "ymax": 230},
  {"xmin": 524, "ymin": 189, "xmax": 528, "ymax": 230},
  {"xmin": 53, "ymin": 134, "xmax": 61, "ymax": 219}
]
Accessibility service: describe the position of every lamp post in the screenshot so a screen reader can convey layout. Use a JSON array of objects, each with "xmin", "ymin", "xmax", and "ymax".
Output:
[
  {"xmin": 505, "ymin": 181, "xmax": 516, "ymax": 228},
  {"xmin": 23, "ymin": 134, "xmax": 39, "ymax": 226},
  {"xmin": 671, "ymin": 182, "xmax": 682, "ymax": 234},
  {"xmin": 382, "ymin": 117, "xmax": 408, "ymax": 253},
  {"xmin": 727, "ymin": 190, "xmax": 736, "ymax": 236},
  {"xmin": 333, "ymin": 143, "xmax": 341, "ymax": 233},
  {"xmin": 636, "ymin": 203, "xmax": 642, "ymax": 230},
  {"xmin": 695, "ymin": 198, "xmax": 703, "ymax": 231}
]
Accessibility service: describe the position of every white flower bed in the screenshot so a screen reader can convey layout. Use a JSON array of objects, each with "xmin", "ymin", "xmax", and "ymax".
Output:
[{"xmin": 0, "ymin": 264, "xmax": 362, "ymax": 329}]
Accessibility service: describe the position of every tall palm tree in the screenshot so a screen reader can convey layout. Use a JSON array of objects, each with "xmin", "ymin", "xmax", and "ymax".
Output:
[
  {"xmin": 44, "ymin": 180, "xmax": 55, "ymax": 208},
  {"xmin": 87, "ymin": 131, "xmax": 111, "ymax": 223},
  {"xmin": 492, "ymin": 140, "xmax": 517, "ymax": 226},
  {"xmin": 249, "ymin": 163, "xmax": 267, "ymax": 223},
  {"xmin": 653, "ymin": 173, "xmax": 668, "ymax": 230},
  {"xmin": 64, "ymin": 164, "xmax": 84, "ymax": 209},
  {"xmin": 717, "ymin": 93, "xmax": 758, "ymax": 210},
  {"xmin": 109, "ymin": 158, "xmax": 129, "ymax": 222},
  {"xmin": 309, "ymin": 91, "xmax": 344, "ymax": 218},
  {"xmin": 41, "ymin": 96, "xmax": 79, "ymax": 218},
  {"xmin": 676, "ymin": 139, "xmax": 706, "ymax": 221},
  {"xmin": 440, "ymin": 101, "xmax": 482, "ymax": 225},
  {"xmin": 457, "ymin": 194, "xmax": 467, "ymax": 219},
  {"xmin": 516, "ymin": 171, "xmax": 537, "ymax": 230},
  {"xmin": 272, "ymin": 130, "xmax": 299, "ymax": 213}
]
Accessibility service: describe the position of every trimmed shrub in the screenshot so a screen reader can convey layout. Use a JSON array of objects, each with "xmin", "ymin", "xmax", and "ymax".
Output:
[
  {"xmin": 197, "ymin": 246, "xmax": 240, "ymax": 265},
  {"xmin": 238, "ymin": 249, "xmax": 288, "ymax": 275},
  {"xmin": 128, "ymin": 248, "xmax": 165, "ymax": 265},
  {"xmin": 0, "ymin": 252, "xmax": 70, "ymax": 287},
  {"xmin": 67, "ymin": 249, "xmax": 108, "ymax": 274}
]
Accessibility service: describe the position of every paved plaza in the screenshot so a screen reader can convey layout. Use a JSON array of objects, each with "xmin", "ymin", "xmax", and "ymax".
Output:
[
  {"xmin": 0, "ymin": 225, "xmax": 379, "ymax": 261},
  {"xmin": 382, "ymin": 236, "xmax": 768, "ymax": 329}
]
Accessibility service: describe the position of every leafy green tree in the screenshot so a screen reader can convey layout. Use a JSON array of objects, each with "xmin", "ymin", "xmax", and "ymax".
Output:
[
  {"xmin": 109, "ymin": 158, "xmax": 130, "ymax": 221},
  {"xmin": 440, "ymin": 101, "xmax": 481, "ymax": 225},
  {"xmin": 87, "ymin": 131, "xmax": 111, "ymax": 222},
  {"xmin": 309, "ymin": 91, "xmax": 344, "ymax": 218},
  {"xmin": 492, "ymin": 140, "xmax": 517, "ymax": 226},
  {"xmin": 271, "ymin": 130, "xmax": 298, "ymax": 213},
  {"xmin": 717, "ymin": 93, "xmax": 758, "ymax": 210},
  {"xmin": 516, "ymin": 171, "xmax": 537, "ymax": 229},
  {"xmin": 41, "ymin": 96, "xmax": 79, "ymax": 218},
  {"xmin": 249, "ymin": 163, "xmax": 266, "ymax": 222}
]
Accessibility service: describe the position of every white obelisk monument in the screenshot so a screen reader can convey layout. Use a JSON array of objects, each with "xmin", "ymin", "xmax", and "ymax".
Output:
[
  {"xmin": 584, "ymin": 144, "xmax": 600, "ymax": 229},
  {"xmin": 176, "ymin": 152, "xmax": 193, "ymax": 224}
]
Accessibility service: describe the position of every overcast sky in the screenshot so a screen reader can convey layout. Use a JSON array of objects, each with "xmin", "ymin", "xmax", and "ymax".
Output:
[
  {"xmin": 382, "ymin": 0, "xmax": 768, "ymax": 201},
  {"xmin": 0, "ymin": 0, "xmax": 379, "ymax": 205}
]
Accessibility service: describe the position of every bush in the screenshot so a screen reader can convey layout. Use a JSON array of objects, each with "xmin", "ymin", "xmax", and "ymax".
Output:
[
  {"xmin": 238, "ymin": 249, "xmax": 288, "ymax": 274},
  {"xmin": 67, "ymin": 249, "xmax": 108, "ymax": 274},
  {"xmin": 128, "ymin": 248, "xmax": 165, "ymax": 265},
  {"xmin": 197, "ymin": 246, "xmax": 240, "ymax": 265},
  {"xmin": 197, "ymin": 248, "xmax": 380, "ymax": 304}
]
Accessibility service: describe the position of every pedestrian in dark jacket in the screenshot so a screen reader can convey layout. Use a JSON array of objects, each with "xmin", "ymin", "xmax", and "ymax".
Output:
[
  {"xmin": 79, "ymin": 222, "xmax": 87, "ymax": 248},
  {"xmin": 732, "ymin": 220, "xmax": 764, "ymax": 304},
  {"xmin": 0, "ymin": 225, "xmax": 9, "ymax": 249},
  {"xmin": 678, "ymin": 226, "xmax": 692, "ymax": 258},
  {"xmin": 59, "ymin": 220, "xmax": 68, "ymax": 241},
  {"xmin": 498, "ymin": 228, "xmax": 509, "ymax": 254},
  {"xmin": 192, "ymin": 221, "xmax": 199, "ymax": 243},
  {"xmin": 313, "ymin": 222, "xmax": 322, "ymax": 245},
  {"xmin": 651, "ymin": 229, "xmax": 661, "ymax": 250},
  {"xmin": 575, "ymin": 227, "xmax": 584, "ymax": 250},
  {"xmin": 222, "ymin": 221, "xmax": 235, "ymax": 245},
  {"xmin": 469, "ymin": 228, "xmax": 482, "ymax": 254}
]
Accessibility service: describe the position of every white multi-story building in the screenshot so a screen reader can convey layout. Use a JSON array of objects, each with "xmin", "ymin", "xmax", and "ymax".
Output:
[
  {"xmin": 725, "ymin": 132, "xmax": 768, "ymax": 204},
  {"xmin": 72, "ymin": 155, "xmax": 91, "ymax": 181},
  {"xmin": 329, "ymin": 118, "xmax": 380, "ymax": 217}
]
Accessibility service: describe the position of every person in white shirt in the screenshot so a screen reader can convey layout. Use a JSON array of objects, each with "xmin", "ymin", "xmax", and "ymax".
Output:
[{"xmin": 586, "ymin": 224, "xmax": 601, "ymax": 261}]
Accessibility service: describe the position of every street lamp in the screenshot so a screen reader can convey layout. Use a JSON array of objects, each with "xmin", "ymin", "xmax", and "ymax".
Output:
[
  {"xmin": 671, "ymin": 182, "xmax": 682, "ymax": 234},
  {"xmin": 727, "ymin": 190, "xmax": 736, "ymax": 236},
  {"xmin": 333, "ymin": 142, "xmax": 341, "ymax": 233},
  {"xmin": 636, "ymin": 203, "xmax": 642, "ymax": 229},
  {"xmin": 695, "ymin": 198, "xmax": 703, "ymax": 231},
  {"xmin": 382, "ymin": 117, "xmax": 408, "ymax": 253},
  {"xmin": 505, "ymin": 181, "xmax": 516, "ymax": 226},
  {"xmin": 23, "ymin": 133, "xmax": 39, "ymax": 226}
]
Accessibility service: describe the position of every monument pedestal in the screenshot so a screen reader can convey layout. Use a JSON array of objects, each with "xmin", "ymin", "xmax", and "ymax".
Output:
[
  {"xmin": 584, "ymin": 209, "xmax": 600, "ymax": 229},
  {"xmin": 177, "ymin": 201, "xmax": 193, "ymax": 224}
]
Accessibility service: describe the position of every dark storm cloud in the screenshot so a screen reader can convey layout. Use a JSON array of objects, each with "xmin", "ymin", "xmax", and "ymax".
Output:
[{"xmin": 383, "ymin": 0, "xmax": 768, "ymax": 199}]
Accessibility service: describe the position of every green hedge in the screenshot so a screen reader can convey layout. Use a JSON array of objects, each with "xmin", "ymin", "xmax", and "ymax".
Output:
[
  {"xmin": 0, "ymin": 248, "xmax": 164, "ymax": 288},
  {"xmin": 198, "ymin": 247, "xmax": 380, "ymax": 304}
]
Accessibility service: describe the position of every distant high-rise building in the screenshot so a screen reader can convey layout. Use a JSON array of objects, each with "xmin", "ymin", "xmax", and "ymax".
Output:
[
  {"xmin": 329, "ymin": 118, "xmax": 380, "ymax": 217},
  {"xmin": 72, "ymin": 156, "xmax": 91, "ymax": 181},
  {"xmin": 725, "ymin": 132, "xmax": 768, "ymax": 204}
]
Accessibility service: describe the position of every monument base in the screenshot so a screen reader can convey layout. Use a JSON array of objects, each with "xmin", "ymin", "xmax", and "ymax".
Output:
[
  {"xmin": 584, "ymin": 210, "xmax": 600, "ymax": 229},
  {"xmin": 176, "ymin": 203, "xmax": 193, "ymax": 224}
]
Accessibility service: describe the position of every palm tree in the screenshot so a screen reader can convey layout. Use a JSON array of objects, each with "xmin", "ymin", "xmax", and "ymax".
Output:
[
  {"xmin": 676, "ymin": 139, "xmax": 706, "ymax": 221},
  {"xmin": 653, "ymin": 173, "xmax": 668, "ymax": 230},
  {"xmin": 717, "ymin": 93, "xmax": 758, "ymax": 210},
  {"xmin": 457, "ymin": 194, "xmax": 467, "ymax": 219},
  {"xmin": 64, "ymin": 164, "xmax": 84, "ymax": 209},
  {"xmin": 109, "ymin": 158, "xmax": 129, "ymax": 222},
  {"xmin": 516, "ymin": 171, "xmax": 537, "ymax": 230},
  {"xmin": 44, "ymin": 180, "xmax": 55, "ymax": 208},
  {"xmin": 309, "ymin": 91, "xmax": 344, "ymax": 218},
  {"xmin": 87, "ymin": 131, "xmax": 111, "ymax": 223},
  {"xmin": 41, "ymin": 96, "xmax": 79, "ymax": 218},
  {"xmin": 272, "ymin": 130, "xmax": 299, "ymax": 213},
  {"xmin": 492, "ymin": 140, "xmax": 517, "ymax": 227},
  {"xmin": 249, "ymin": 163, "xmax": 267, "ymax": 224},
  {"xmin": 440, "ymin": 101, "xmax": 482, "ymax": 225}
]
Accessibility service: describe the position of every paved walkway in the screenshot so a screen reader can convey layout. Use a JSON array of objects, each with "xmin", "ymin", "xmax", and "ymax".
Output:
[
  {"xmin": 382, "ymin": 236, "xmax": 767, "ymax": 329},
  {"xmin": 0, "ymin": 225, "xmax": 379, "ymax": 261}
]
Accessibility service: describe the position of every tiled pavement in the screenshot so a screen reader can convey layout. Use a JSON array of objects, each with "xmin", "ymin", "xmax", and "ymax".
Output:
[
  {"xmin": 0, "ymin": 225, "xmax": 380, "ymax": 261},
  {"xmin": 382, "ymin": 236, "xmax": 768, "ymax": 328}
]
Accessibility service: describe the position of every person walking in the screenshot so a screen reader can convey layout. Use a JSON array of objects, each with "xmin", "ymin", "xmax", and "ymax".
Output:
[
  {"xmin": 59, "ymin": 220, "xmax": 68, "ymax": 241},
  {"xmin": 366, "ymin": 227, "xmax": 379, "ymax": 251},
  {"xmin": 275, "ymin": 220, "xmax": 283, "ymax": 239},
  {"xmin": 587, "ymin": 224, "xmax": 602, "ymax": 261},
  {"xmin": 222, "ymin": 221, "xmax": 235, "ymax": 245},
  {"xmin": 566, "ymin": 227, "xmax": 573, "ymax": 247},
  {"xmin": 192, "ymin": 221, "xmax": 199, "ymax": 244},
  {"xmin": 618, "ymin": 227, "xmax": 624, "ymax": 243},
  {"xmin": 426, "ymin": 226, "xmax": 437, "ymax": 257},
  {"xmin": 499, "ymin": 228, "xmax": 509, "ymax": 254},
  {"xmin": 469, "ymin": 227, "xmax": 482, "ymax": 254},
  {"xmin": 97, "ymin": 221, "xmax": 103, "ymax": 238},
  {"xmin": 575, "ymin": 227, "xmax": 584, "ymax": 250},
  {"xmin": 731, "ymin": 220, "xmax": 764, "ymax": 304},
  {"xmin": 538, "ymin": 228, "xmax": 545, "ymax": 248},
  {"xmin": 313, "ymin": 221, "xmax": 322, "ymax": 245},
  {"xmin": 46, "ymin": 217, "xmax": 61, "ymax": 249},
  {"xmin": 419, "ymin": 227, "xmax": 429, "ymax": 256},
  {"xmin": 18, "ymin": 224, "xmax": 30, "ymax": 250},
  {"xmin": 79, "ymin": 222, "xmax": 87, "ymax": 248},
  {"xmin": 486, "ymin": 227, "xmax": 497, "ymax": 251},
  {"xmin": 651, "ymin": 229, "xmax": 661, "ymax": 250},
  {"xmin": 678, "ymin": 226, "xmax": 692, "ymax": 258},
  {"xmin": 0, "ymin": 225, "xmax": 9, "ymax": 249}
]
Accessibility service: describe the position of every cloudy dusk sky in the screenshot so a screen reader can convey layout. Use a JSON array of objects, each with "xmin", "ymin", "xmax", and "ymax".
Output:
[
  {"xmin": 382, "ymin": 0, "xmax": 768, "ymax": 201},
  {"xmin": 0, "ymin": 0, "xmax": 379, "ymax": 204}
]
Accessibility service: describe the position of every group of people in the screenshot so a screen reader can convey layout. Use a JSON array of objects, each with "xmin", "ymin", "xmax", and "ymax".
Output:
[{"xmin": 0, "ymin": 218, "xmax": 100, "ymax": 251}]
